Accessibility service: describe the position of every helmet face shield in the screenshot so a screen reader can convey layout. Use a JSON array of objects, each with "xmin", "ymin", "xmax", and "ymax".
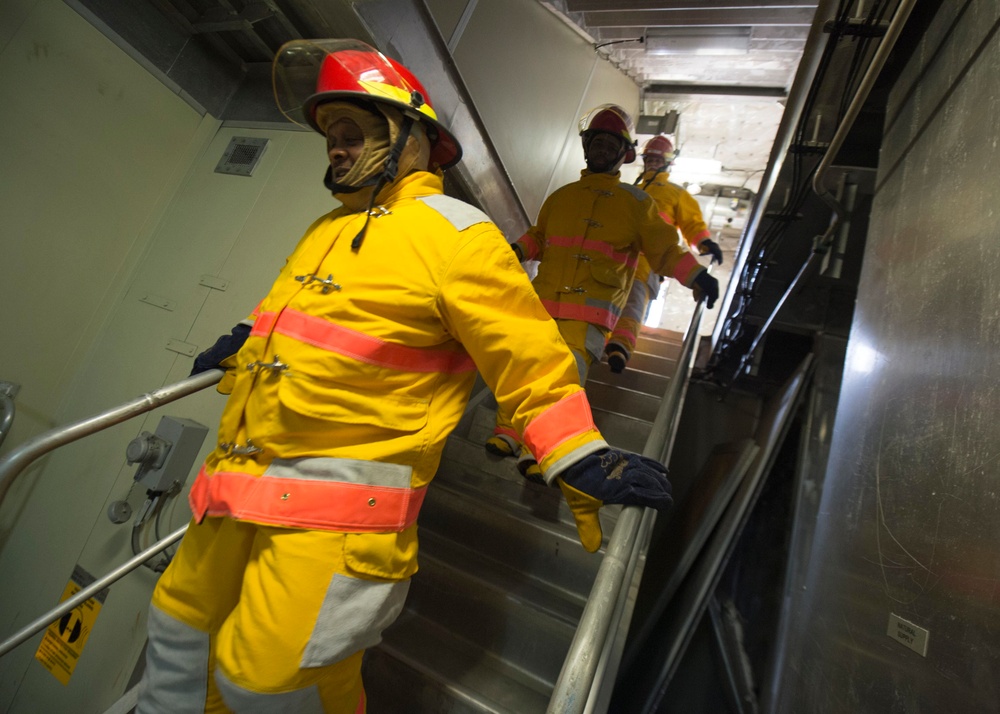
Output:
[
  {"xmin": 272, "ymin": 39, "xmax": 461, "ymax": 170},
  {"xmin": 578, "ymin": 104, "xmax": 637, "ymax": 163}
]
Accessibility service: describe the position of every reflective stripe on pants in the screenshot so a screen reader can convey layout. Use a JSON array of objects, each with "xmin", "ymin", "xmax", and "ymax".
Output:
[{"xmin": 138, "ymin": 517, "xmax": 409, "ymax": 713}]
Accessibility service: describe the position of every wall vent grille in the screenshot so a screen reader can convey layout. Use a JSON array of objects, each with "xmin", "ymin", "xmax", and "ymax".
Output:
[{"xmin": 215, "ymin": 137, "xmax": 269, "ymax": 176}]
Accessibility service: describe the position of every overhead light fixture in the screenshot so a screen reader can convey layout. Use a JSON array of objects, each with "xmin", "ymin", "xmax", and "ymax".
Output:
[{"xmin": 645, "ymin": 27, "xmax": 751, "ymax": 56}]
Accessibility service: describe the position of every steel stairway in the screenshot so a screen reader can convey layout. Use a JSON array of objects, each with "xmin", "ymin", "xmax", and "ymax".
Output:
[{"xmin": 363, "ymin": 327, "xmax": 684, "ymax": 713}]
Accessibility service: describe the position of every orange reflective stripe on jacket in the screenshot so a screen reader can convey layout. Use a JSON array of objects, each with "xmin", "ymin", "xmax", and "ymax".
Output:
[
  {"xmin": 540, "ymin": 298, "xmax": 621, "ymax": 330},
  {"xmin": 253, "ymin": 308, "xmax": 476, "ymax": 374},
  {"xmin": 521, "ymin": 390, "xmax": 597, "ymax": 465},
  {"xmin": 189, "ymin": 457, "xmax": 426, "ymax": 532}
]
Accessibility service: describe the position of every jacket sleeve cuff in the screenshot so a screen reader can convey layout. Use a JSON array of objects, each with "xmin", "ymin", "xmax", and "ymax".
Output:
[
  {"xmin": 516, "ymin": 233, "xmax": 541, "ymax": 261},
  {"xmin": 541, "ymin": 439, "xmax": 609, "ymax": 485},
  {"xmin": 522, "ymin": 390, "xmax": 602, "ymax": 467}
]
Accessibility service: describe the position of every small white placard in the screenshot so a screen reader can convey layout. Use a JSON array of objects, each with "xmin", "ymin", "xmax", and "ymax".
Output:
[
  {"xmin": 199, "ymin": 275, "xmax": 229, "ymax": 291},
  {"xmin": 139, "ymin": 294, "xmax": 175, "ymax": 311},
  {"xmin": 165, "ymin": 339, "xmax": 197, "ymax": 357},
  {"xmin": 887, "ymin": 613, "xmax": 929, "ymax": 657}
]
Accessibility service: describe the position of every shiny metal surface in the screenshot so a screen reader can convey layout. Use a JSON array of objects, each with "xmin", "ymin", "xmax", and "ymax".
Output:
[{"xmin": 772, "ymin": 3, "xmax": 1000, "ymax": 711}]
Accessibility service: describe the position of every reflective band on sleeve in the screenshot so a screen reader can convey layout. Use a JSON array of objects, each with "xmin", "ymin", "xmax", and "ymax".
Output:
[
  {"xmin": 609, "ymin": 326, "xmax": 638, "ymax": 350},
  {"xmin": 540, "ymin": 300, "xmax": 619, "ymax": 330},
  {"xmin": 260, "ymin": 309, "xmax": 474, "ymax": 374},
  {"xmin": 189, "ymin": 467, "xmax": 427, "ymax": 532},
  {"xmin": 693, "ymin": 230, "xmax": 711, "ymax": 243},
  {"xmin": 658, "ymin": 211, "xmax": 676, "ymax": 226},
  {"xmin": 521, "ymin": 390, "xmax": 598, "ymax": 463},
  {"xmin": 518, "ymin": 233, "xmax": 541, "ymax": 260},
  {"xmin": 671, "ymin": 252, "xmax": 702, "ymax": 285},
  {"xmin": 548, "ymin": 236, "xmax": 639, "ymax": 269}
]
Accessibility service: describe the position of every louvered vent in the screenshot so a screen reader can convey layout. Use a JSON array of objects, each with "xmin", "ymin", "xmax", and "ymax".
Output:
[{"xmin": 215, "ymin": 137, "xmax": 269, "ymax": 176}]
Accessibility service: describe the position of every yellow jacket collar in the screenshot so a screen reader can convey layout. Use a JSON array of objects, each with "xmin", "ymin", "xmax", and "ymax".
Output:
[{"xmin": 334, "ymin": 170, "xmax": 443, "ymax": 212}]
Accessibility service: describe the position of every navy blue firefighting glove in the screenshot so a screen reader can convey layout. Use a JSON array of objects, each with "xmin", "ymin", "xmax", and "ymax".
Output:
[
  {"xmin": 691, "ymin": 269, "xmax": 719, "ymax": 309},
  {"xmin": 556, "ymin": 448, "xmax": 673, "ymax": 552},
  {"xmin": 191, "ymin": 324, "xmax": 251, "ymax": 393},
  {"xmin": 698, "ymin": 238, "xmax": 724, "ymax": 265}
]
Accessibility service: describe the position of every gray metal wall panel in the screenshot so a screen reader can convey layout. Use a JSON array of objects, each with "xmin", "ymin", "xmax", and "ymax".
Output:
[{"xmin": 774, "ymin": 1, "xmax": 1000, "ymax": 712}]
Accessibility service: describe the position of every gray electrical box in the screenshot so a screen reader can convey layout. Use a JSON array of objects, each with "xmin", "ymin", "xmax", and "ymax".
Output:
[
  {"xmin": 637, "ymin": 110, "xmax": 679, "ymax": 136},
  {"xmin": 127, "ymin": 416, "xmax": 209, "ymax": 492}
]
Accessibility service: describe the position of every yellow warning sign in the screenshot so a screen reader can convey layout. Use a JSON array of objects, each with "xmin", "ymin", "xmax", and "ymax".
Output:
[{"xmin": 35, "ymin": 565, "xmax": 109, "ymax": 685}]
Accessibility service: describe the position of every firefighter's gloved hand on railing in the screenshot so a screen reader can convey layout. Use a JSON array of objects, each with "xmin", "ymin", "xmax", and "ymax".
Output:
[
  {"xmin": 555, "ymin": 448, "xmax": 673, "ymax": 553},
  {"xmin": 698, "ymin": 238, "xmax": 724, "ymax": 266},
  {"xmin": 190, "ymin": 323, "xmax": 251, "ymax": 394},
  {"xmin": 691, "ymin": 269, "xmax": 719, "ymax": 309}
]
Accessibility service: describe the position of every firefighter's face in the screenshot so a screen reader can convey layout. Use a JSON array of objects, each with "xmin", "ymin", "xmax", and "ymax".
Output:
[
  {"xmin": 326, "ymin": 118, "xmax": 365, "ymax": 181},
  {"xmin": 643, "ymin": 154, "xmax": 667, "ymax": 172},
  {"xmin": 584, "ymin": 131, "xmax": 625, "ymax": 173}
]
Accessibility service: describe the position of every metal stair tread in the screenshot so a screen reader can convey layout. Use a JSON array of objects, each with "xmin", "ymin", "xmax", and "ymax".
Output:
[
  {"xmin": 367, "ymin": 611, "xmax": 552, "ymax": 713},
  {"xmin": 435, "ymin": 437, "xmax": 622, "ymax": 533},
  {"xmin": 415, "ymin": 528, "xmax": 587, "ymax": 622},
  {"xmin": 417, "ymin": 478, "xmax": 610, "ymax": 597},
  {"xmin": 405, "ymin": 550, "xmax": 579, "ymax": 682}
]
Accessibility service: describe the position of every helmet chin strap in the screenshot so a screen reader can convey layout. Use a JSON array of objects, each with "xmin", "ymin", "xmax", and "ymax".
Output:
[
  {"xmin": 635, "ymin": 166, "xmax": 667, "ymax": 186},
  {"xmin": 349, "ymin": 115, "xmax": 415, "ymax": 251}
]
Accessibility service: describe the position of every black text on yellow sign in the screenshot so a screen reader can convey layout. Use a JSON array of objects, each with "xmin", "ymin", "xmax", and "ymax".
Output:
[{"xmin": 35, "ymin": 565, "xmax": 109, "ymax": 685}]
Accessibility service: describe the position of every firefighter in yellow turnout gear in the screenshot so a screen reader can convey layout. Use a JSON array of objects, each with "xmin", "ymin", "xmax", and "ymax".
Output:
[
  {"xmin": 136, "ymin": 41, "xmax": 673, "ymax": 714},
  {"xmin": 486, "ymin": 107, "xmax": 719, "ymax": 479},
  {"xmin": 604, "ymin": 135, "xmax": 723, "ymax": 373}
]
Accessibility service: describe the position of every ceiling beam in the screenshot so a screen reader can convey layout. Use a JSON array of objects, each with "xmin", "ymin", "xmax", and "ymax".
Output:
[
  {"xmin": 583, "ymin": 8, "xmax": 817, "ymax": 27},
  {"xmin": 570, "ymin": 0, "xmax": 816, "ymax": 9},
  {"xmin": 593, "ymin": 25, "xmax": 811, "ymax": 40},
  {"xmin": 644, "ymin": 84, "xmax": 788, "ymax": 98}
]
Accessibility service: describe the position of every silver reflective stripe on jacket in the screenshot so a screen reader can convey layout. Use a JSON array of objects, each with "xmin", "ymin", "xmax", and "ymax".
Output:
[{"xmin": 264, "ymin": 456, "xmax": 413, "ymax": 487}]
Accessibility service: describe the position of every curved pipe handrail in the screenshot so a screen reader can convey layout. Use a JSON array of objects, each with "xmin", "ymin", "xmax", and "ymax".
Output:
[
  {"xmin": 730, "ymin": 0, "xmax": 917, "ymax": 384},
  {"xmin": 548, "ymin": 294, "xmax": 707, "ymax": 714},
  {"xmin": 0, "ymin": 392, "xmax": 15, "ymax": 452},
  {"xmin": 0, "ymin": 523, "xmax": 188, "ymax": 657},
  {"xmin": 0, "ymin": 370, "xmax": 222, "ymax": 511},
  {"xmin": 0, "ymin": 525, "xmax": 188, "ymax": 658},
  {"xmin": 0, "ymin": 371, "xmax": 223, "ymax": 658}
]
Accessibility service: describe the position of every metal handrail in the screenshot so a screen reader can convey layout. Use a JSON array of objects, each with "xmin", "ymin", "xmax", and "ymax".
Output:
[
  {"xmin": 0, "ymin": 370, "xmax": 223, "ymax": 658},
  {"xmin": 0, "ymin": 525, "xmax": 188, "ymax": 657},
  {"xmin": 548, "ymin": 295, "xmax": 707, "ymax": 714},
  {"xmin": 0, "ymin": 382, "xmax": 19, "ymax": 451},
  {"xmin": 0, "ymin": 370, "xmax": 222, "ymax": 510}
]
